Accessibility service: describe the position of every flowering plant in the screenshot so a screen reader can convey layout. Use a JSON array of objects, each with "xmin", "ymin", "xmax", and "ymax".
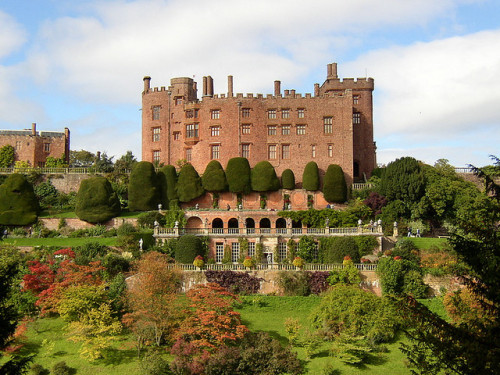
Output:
[
  {"xmin": 243, "ymin": 256, "xmax": 256, "ymax": 268},
  {"xmin": 393, "ymin": 256, "xmax": 402, "ymax": 261},
  {"xmin": 342, "ymin": 255, "xmax": 353, "ymax": 266},
  {"xmin": 193, "ymin": 255, "xmax": 204, "ymax": 268},
  {"xmin": 292, "ymin": 256, "xmax": 305, "ymax": 268}
]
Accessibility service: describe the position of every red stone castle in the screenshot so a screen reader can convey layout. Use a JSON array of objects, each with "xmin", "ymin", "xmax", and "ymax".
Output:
[{"xmin": 141, "ymin": 63, "xmax": 376, "ymax": 185}]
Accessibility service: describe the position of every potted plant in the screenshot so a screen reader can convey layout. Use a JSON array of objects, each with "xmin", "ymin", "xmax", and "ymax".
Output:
[
  {"xmin": 193, "ymin": 255, "xmax": 204, "ymax": 270},
  {"xmin": 243, "ymin": 256, "xmax": 256, "ymax": 270},
  {"xmin": 292, "ymin": 256, "xmax": 305, "ymax": 270}
]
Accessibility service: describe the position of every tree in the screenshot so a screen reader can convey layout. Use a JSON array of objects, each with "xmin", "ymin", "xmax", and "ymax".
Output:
[
  {"xmin": 396, "ymin": 155, "xmax": 500, "ymax": 374},
  {"xmin": 114, "ymin": 151, "xmax": 137, "ymax": 171},
  {"xmin": 0, "ymin": 144, "xmax": 15, "ymax": 168},
  {"xmin": 201, "ymin": 160, "xmax": 227, "ymax": 192},
  {"xmin": 323, "ymin": 164, "xmax": 347, "ymax": 203},
  {"xmin": 70, "ymin": 150, "xmax": 95, "ymax": 167},
  {"xmin": 45, "ymin": 155, "xmax": 68, "ymax": 168},
  {"xmin": 225, "ymin": 157, "xmax": 251, "ymax": 194},
  {"xmin": 302, "ymin": 161, "xmax": 320, "ymax": 191},
  {"xmin": 251, "ymin": 161, "xmax": 281, "ymax": 192},
  {"xmin": 128, "ymin": 161, "xmax": 160, "ymax": 211},
  {"xmin": 281, "ymin": 169, "xmax": 295, "ymax": 190},
  {"xmin": 0, "ymin": 173, "xmax": 39, "ymax": 225},
  {"xmin": 75, "ymin": 176, "xmax": 121, "ymax": 223},
  {"xmin": 123, "ymin": 252, "xmax": 183, "ymax": 353},
  {"xmin": 176, "ymin": 163, "xmax": 204, "ymax": 202},
  {"xmin": 380, "ymin": 156, "xmax": 426, "ymax": 209}
]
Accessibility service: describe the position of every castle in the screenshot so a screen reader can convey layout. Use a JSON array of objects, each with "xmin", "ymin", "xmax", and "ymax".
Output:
[
  {"xmin": 0, "ymin": 123, "xmax": 70, "ymax": 167},
  {"xmin": 141, "ymin": 63, "xmax": 376, "ymax": 185}
]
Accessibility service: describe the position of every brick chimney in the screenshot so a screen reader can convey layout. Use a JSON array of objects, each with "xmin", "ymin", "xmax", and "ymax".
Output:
[
  {"xmin": 31, "ymin": 123, "xmax": 36, "ymax": 136},
  {"xmin": 228, "ymin": 75, "xmax": 233, "ymax": 97},
  {"xmin": 143, "ymin": 76, "xmax": 151, "ymax": 93},
  {"xmin": 274, "ymin": 80, "xmax": 281, "ymax": 96}
]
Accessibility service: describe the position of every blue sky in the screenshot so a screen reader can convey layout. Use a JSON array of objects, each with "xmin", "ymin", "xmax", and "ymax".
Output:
[{"xmin": 1, "ymin": 0, "xmax": 499, "ymax": 167}]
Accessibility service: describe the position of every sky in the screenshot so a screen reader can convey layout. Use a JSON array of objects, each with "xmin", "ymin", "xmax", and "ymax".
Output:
[{"xmin": 0, "ymin": 0, "xmax": 499, "ymax": 167}]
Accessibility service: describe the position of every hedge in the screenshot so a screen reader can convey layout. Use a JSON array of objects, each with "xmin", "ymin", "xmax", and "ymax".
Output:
[
  {"xmin": 176, "ymin": 164, "xmax": 204, "ymax": 202},
  {"xmin": 0, "ymin": 173, "xmax": 39, "ymax": 225},
  {"xmin": 128, "ymin": 161, "xmax": 160, "ymax": 211},
  {"xmin": 225, "ymin": 157, "xmax": 251, "ymax": 194},
  {"xmin": 75, "ymin": 176, "xmax": 121, "ymax": 223},
  {"xmin": 175, "ymin": 235, "xmax": 204, "ymax": 263},
  {"xmin": 281, "ymin": 169, "xmax": 295, "ymax": 190},
  {"xmin": 302, "ymin": 161, "xmax": 320, "ymax": 191},
  {"xmin": 251, "ymin": 161, "xmax": 281, "ymax": 192},
  {"xmin": 201, "ymin": 160, "xmax": 227, "ymax": 192},
  {"xmin": 323, "ymin": 164, "xmax": 347, "ymax": 203}
]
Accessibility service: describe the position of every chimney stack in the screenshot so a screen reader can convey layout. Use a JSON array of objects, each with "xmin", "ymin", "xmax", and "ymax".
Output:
[
  {"xmin": 31, "ymin": 123, "xmax": 36, "ymax": 136},
  {"xmin": 207, "ymin": 76, "xmax": 214, "ymax": 97},
  {"xmin": 327, "ymin": 63, "xmax": 338, "ymax": 79},
  {"xmin": 228, "ymin": 75, "xmax": 233, "ymax": 97},
  {"xmin": 274, "ymin": 80, "xmax": 281, "ymax": 96},
  {"xmin": 143, "ymin": 76, "xmax": 151, "ymax": 93},
  {"xmin": 203, "ymin": 76, "xmax": 208, "ymax": 96},
  {"xmin": 314, "ymin": 83, "xmax": 320, "ymax": 97}
]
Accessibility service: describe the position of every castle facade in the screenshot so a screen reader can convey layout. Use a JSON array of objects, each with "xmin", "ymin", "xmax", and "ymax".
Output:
[{"xmin": 142, "ymin": 63, "xmax": 376, "ymax": 184}]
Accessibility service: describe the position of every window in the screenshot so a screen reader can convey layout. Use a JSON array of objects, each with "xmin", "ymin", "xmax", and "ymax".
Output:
[
  {"xmin": 153, "ymin": 150, "xmax": 161, "ymax": 162},
  {"xmin": 324, "ymin": 117, "xmax": 333, "ymax": 134},
  {"xmin": 241, "ymin": 124, "xmax": 251, "ymax": 134},
  {"xmin": 268, "ymin": 144, "xmax": 277, "ymax": 159},
  {"xmin": 185, "ymin": 110, "xmax": 194, "ymax": 118},
  {"xmin": 15, "ymin": 141, "xmax": 21, "ymax": 150},
  {"xmin": 297, "ymin": 108, "xmax": 305, "ymax": 118},
  {"xmin": 173, "ymin": 131, "xmax": 180, "ymax": 140},
  {"xmin": 241, "ymin": 144, "xmax": 250, "ymax": 158},
  {"xmin": 211, "ymin": 126, "xmax": 220, "ymax": 136},
  {"xmin": 186, "ymin": 123, "xmax": 199, "ymax": 138},
  {"xmin": 267, "ymin": 109, "xmax": 277, "ymax": 119},
  {"xmin": 152, "ymin": 127, "xmax": 160, "ymax": 142},
  {"xmin": 281, "ymin": 125, "xmax": 290, "ymax": 135},
  {"xmin": 211, "ymin": 144, "xmax": 220, "ymax": 159},
  {"xmin": 279, "ymin": 242, "xmax": 287, "ymax": 262},
  {"xmin": 211, "ymin": 109, "xmax": 220, "ymax": 119},
  {"xmin": 328, "ymin": 144, "xmax": 333, "ymax": 157},
  {"xmin": 296, "ymin": 124, "xmax": 306, "ymax": 135},
  {"xmin": 248, "ymin": 242, "xmax": 256, "ymax": 257},
  {"xmin": 311, "ymin": 145, "xmax": 316, "ymax": 158},
  {"xmin": 185, "ymin": 148, "xmax": 192, "ymax": 161},
  {"xmin": 231, "ymin": 242, "xmax": 240, "ymax": 263},
  {"xmin": 281, "ymin": 108, "xmax": 290, "ymax": 119},
  {"xmin": 267, "ymin": 125, "xmax": 277, "ymax": 135},
  {"xmin": 194, "ymin": 109, "xmax": 199, "ymax": 118},
  {"xmin": 242, "ymin": 108, "xmax": 251, "ymax": 118},
  {"xmin": 353, "ymin": 113, "xmax": 361, "ymax": 124},
  {"xmin": 282, "ymin": 144, "xmax": 290, "ymax": 159},
  {"xmin": 175, "ymin": 97, "xmax": 182, "ymax": 105},
  {"xmin": 353, "ymin": 95, "xmax": 359, "ymax": 104},
  {"xmin": 44, "ymin": 143, "xmax": 50, "ymax": 152},
  {"xmin": 216, "ymin": 242, "xmax": 224, "ymax": 263},
  {"xmin": 152, "ymin": 105, "xmax": 161, "ymax": 120}
]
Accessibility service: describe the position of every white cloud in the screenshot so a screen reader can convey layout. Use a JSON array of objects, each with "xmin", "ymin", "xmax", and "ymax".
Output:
[{"xmin": 0, "ymin": 11, "xmax": 27, "ymax": 60}]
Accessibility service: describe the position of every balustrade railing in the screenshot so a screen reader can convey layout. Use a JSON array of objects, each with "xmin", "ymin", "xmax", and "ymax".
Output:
[{"xmin": 165, "ymin": 262, "xmax": 377, "ymax": 271}]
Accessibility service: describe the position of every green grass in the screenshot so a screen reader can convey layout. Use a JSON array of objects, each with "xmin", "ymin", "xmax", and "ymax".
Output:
[
  {"xmin": 2, "ymin": 237, "xmax": 118, "ymax": 247},
  {"xmin": 409, "ymin": 237, "xmax": 449, "ymax": 250},
  {"xmin": 38, "ymin": 210, "xmax": 143, "ymax": 219},
  {"xmin": 4, "ymin": 296, "xmax": 448, "ymax": 374}
]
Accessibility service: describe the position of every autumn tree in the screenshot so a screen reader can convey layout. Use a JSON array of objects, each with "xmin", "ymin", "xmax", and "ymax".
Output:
[{"xmin": 123, "ymin": 252, "xmax": 183, "ymax": 354}]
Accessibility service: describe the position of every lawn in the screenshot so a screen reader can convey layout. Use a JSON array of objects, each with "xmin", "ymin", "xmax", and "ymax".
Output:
[
  {"xmin": 2, "ymin": 237, "xmax": 118, "ymax": 247},
  {"xmin": 3, "ymin": 295, "xmax": 445, "ymax": 374},
  {"xmin": 409, "ymin": 237, "xmax": 449, "ymax": 250}
]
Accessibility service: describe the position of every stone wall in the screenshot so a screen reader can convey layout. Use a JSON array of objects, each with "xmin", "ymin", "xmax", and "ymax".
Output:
[{"xmin": 39, "ymin": 217, "xmax": 137, "ymax": 230}]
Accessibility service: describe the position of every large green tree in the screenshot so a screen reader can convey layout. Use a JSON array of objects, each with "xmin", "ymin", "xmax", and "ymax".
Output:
[
  {"xmin": 323, "ymin": 164, "xmax": 347, "ymax": 203},
  {"xmin": 225, "ymin": 157, "xmax": 251, "ymax": 194},
  {"xmin": 201, "ymin": 160, "xmax": 227, "ymax": 192},
  {"xmin": 251, "ymin": 161, "xmax": 280, "ymax": 192},
  {"xmin": 0, "ymin": 174, "xmax": 39, "ymax": 225},
  {"xmin": 176, "ymin": 164, "xmax": 204, "ymax": 203},
  {"xmin": 75, "ymin": 176, "xmax": 121, "ymax": 223},
  {"xmin": 302, "ymin": 161, "xmax": 320, "ymax": 191},
  {"xmin": 128, "ymin": 161, "xmax": 160, "ymax": 211}
]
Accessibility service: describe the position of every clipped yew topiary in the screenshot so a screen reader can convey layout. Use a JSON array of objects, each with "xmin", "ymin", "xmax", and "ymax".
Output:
[
  {"xmin": 201, "ymin": 160, "xmax": 227, "ymax": 192},
  {"xmin": 281, "ymin": 169, "xmax": 295, "ymax": 190},
  {"xmin": 176, "ymin": 164, "xmax": 204, "ymax": 202},
  {"xmin": 302, "ymin": 161, "xmax": 320, "ymax": 191},
  {"xmin": 251, "ymin": 161, "xmax": 281, "ymax": 192},
  {"xmin": 128, "ymin": 161, "xmax": 160, "ymax": 211},
  {"xmin": 225, "ymin": 157, "xmax": 251, "ymax": 194},
  {"xmin": 0, "ymin": 173, "xmax": 39, "ymax": 225},
  {"xmin": 175, "ymin": 235, "xmax": 204, "ymax": 263},
  {"xmin": 323, "ymin": 164, "xmax": 347, "ymax": 203},
  {"xmin": 157, "ymin": 165, "xmax": 178, "ymax": 208},
  {"xmin": 75, "ymin": 176, "xmax": 121, "ymax": 223}
]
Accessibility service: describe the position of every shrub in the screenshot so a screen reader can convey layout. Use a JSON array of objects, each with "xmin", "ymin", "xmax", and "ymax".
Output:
[
  {"xmin": 102, "ymin": 253, "xmax": 130, "ymax": 280},
  {"xmin": 251, "ymin": 161, "xmax": 281, "ymax": 192},
  {"xmin": 309, "ymin": 271, "xmax": 331, "ymax": 294},
  {"xmin": 157, "ymin": 164, "xmax": 178, "ymax": 207},
  {"xmin": 0, "ymin": 173, "xmax": 39, "ymax": 225},
  {"xmin": 225, "ymin": 157, "xmax": 251, "ymax": 194},
  {"xmin": 74, "ymin": 241, "xmax": 109, "ymax": 265},
  {"xmin": 327, "ymin": 261, "xmax": 361, "ymax": 286},
  {"xmin": 205, "ymin": 270, "xmax": 262, "ymax": 295},
  {"xmin": 74, "ymin": 176, "xmax": 121, "ymax": 223},
  {"xmin": 377, "ymin": 256, "xmax": 426, "ymax": 297},
  {"xmin": 128, "ymin": 161, "xmax": 160, "ymax": 211},
  {"xmin": 302, "ymin": 161, "xmax": 320, "ymax": 191},
  {"xmin": 175, "ymin": 235, "xmax": 204, "ymax": 263},
  {"xmin": 354, "ymin": 236, "xmax": 379, "ymax": 256},
  {"xmin": 297, "ymin": 236, "xmax": 317, "ymax": 262},
  {"xmin": 276, "ymin": 271, "xmax": 310, "ymax": 296},
  {"xmin": 140, "ymin": 349, "xmax": 171, "ymax": 375},
  {"xmin": 322, "ymin": 237, "xmax": 360, "ymax": 263},
  {"xmin": 323, "ymin": 164, "xmax": 347, "ymax": 203},
  {"xmin": 137, "ymin": 211, "xmax": 166, "ymax": 229},
  {"xmin": 176, "ymin": 164, "xmax": 204, "ymax": 202},
  {"xmin": 51, "ymin": 361, "xmax": 71, "ymax": 375},
  {"xmin": 201, "ymin": 160, "xmax": 227, "ymax": 192},
  {"xmin": 116, "ymin": 221, "xmax": 137, "ymax": 236},
  {"xmin": 281, "ymin": 169, "xmax": 295, "ymax": 190},
  {"xmin": 0, "ymin": 144, "xmax": 15, "ymax": 167}
]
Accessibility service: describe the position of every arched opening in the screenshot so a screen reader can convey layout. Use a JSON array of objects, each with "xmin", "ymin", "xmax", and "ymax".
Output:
[
  {"xmin": 228, "ymin": 218, "xmax": 239, "ymax": 234},
  {"xmin": 292, "ymin": 220, "xmax": 303, "ymax": 234},
  {"xmin": 212, "ymin": 218, "xmax": 223, "ymax": 234},
  {"xmin": 276, "ymin": 218, "xmax": 287, "ymax": 234},
  {"xmin": 245, "ymin": 218, "xmax": 255, "ymax": 234},
  {"xmin": 260, "ymin": 218, "xmax": 271, "ymax": 234},
  {"xmin": 186, "ymin": 216, "xmax": 203, "ymax": 229}
]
